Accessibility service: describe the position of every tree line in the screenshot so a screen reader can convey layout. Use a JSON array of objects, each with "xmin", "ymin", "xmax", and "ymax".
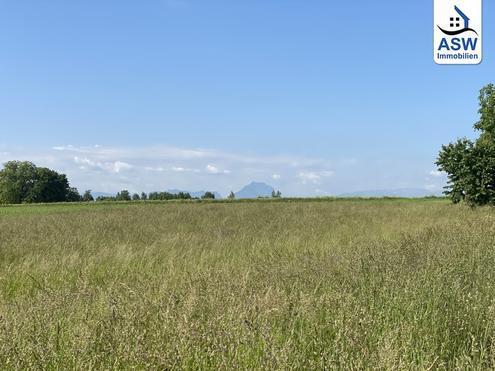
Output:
[
  {"xmin": 95, "ymin": 190, "xmax": 216, "ymax": 202},
  {"xmin": 1, "ymin": 161, "xmax": 282, "ymax": 204},
  {"xmin": 0, "ymin": 161, "xmax": 220, "ymax": 204}
]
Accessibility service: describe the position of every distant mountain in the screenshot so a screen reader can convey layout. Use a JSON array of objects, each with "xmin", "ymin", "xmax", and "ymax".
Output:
[
  {"xmin": 339, "ymin": 188, "xmax": 442, "ymax": 198},
  {"xmin": 167, "ymin": 189, "xmax": 223, "ymax": 199},
  {"xmin": 235, "ymin": 182, "xmax": 275, "ymax": 199}
]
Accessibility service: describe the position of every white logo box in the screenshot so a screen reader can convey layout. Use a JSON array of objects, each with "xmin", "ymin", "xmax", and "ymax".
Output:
[{"xmin": 434, "ymin": 0, "xmax": 482, "ymax": 65}]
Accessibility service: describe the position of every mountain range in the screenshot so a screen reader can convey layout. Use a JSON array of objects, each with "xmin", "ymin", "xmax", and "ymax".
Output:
[{"xmin": 339, "ymin": 188, "xmax": 442, "ymax": 198}]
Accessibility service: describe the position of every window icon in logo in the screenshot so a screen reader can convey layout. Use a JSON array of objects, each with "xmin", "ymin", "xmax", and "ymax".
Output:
[
  {"xmin": 449, "ymin": 17, "xmax": 460, "ymax": 28},
  {"xmin": 438, "ymin": 6, "xmax": 478, "ymax": 35}
]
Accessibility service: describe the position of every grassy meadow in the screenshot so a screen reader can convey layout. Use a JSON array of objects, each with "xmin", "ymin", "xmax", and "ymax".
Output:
[{"xmin": 1, "ymin": 198, "xmax": 495, "ymax": 369}]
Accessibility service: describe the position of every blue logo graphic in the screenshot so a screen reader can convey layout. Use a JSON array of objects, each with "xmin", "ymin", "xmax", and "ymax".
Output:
[{"xmin": 438, "ymin": 6, "xmax": 478, "ymax": 35}]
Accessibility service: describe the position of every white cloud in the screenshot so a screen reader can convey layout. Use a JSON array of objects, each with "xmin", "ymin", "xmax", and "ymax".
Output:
[
  {"xmin": 74, "ymin": 156, "xmax": 132, "ymax": 173},
  {"xmin": 55, "ymin": 144, "xmax": 211, "ymax": 160},
  {"xmin": 297, "ymin": 170, "xmax": 334, "ymax": 184},
  {"xmin": 111, "ymin": 161, "xmax": 133, "ymax": 173},
  {"xmin": 429, "ymin": 170, "xmax": 444, "ymax": 177},
  {"xmin": 272, "ymin": 174, "xmax": 281, "ymax": 180},
  {"xmin": 73, "ymin": 156, "xmax": 96, "ymax": 169},
  {"xmin": 206, "ymin": 164, "xmax": 230, "ymax": 174},
  {"xmin": 53, "ymin": 145, "xmax": 73, "ymax": 151},
  {"xmin": 172, "ymin": 166, "xmax": 200, "ymax": 173},
  {"xmin": 48, "ymin": 144, "xmax": 339, "ymax": 169},
  {"xmin": 206, "ymin": 164, "xmax": 219, "ymax": 174},
  {"xmin": 145, "ymin": 166, "xmax": 165, "ymax": 172}
]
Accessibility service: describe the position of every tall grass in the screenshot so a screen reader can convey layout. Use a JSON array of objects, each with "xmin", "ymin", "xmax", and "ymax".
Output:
[{"xmin": 1, "ymin": 199, "xmax": 494, "ymax": 369}]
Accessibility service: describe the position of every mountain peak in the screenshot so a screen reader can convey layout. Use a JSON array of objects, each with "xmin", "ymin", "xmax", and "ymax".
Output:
[{"xmin": 235, "ymin": 182, "xmax": 275, "ymax": 199}]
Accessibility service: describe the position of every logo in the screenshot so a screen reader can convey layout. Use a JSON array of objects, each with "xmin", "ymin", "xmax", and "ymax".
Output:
[{"xmin": 434, "ymin": 0, "xmax": 482, "ymax": 64}]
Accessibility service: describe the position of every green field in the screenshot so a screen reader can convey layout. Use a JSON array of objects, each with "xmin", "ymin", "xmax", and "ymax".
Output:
[{"xmin": 1, "ymin": 199, "xmax": 495, "ymax": 369}]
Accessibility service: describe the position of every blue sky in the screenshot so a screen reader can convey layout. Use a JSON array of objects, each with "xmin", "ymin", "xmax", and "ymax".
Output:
[{"xmin": 0, "ymin": 0, "xmax": 493, "ymax": 196}]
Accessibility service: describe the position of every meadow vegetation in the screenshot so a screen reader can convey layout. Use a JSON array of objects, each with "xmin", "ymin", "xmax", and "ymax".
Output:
[{"xmin": 1, "ymin": 199, "xmax": 495, "ymax": 369}]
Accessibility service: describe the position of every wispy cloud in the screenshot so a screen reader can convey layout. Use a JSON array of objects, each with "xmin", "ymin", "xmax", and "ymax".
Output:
[
  {"xmin": 206, "ymin": 164, "xmax": 230, "ymax": 174},
  {"xmin": 74, "ymin": 157, "xmax": 133, "ymax": 173},
  {"xmin": 172, "ymin": 166, "xmax": 200, "ymax": 173},
  {"xmin": 297, "ymin": 170, "xmax": 334, "ymax": 184}
]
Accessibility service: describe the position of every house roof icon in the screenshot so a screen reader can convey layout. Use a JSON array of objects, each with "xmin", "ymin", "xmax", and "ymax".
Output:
[
  {"xmin": 454, "ymin": 6, "xmax": 470, "ymax": 29},
  {"xmin": 437, "ymin": 5, "xmax": 477, "ymax": 36}
]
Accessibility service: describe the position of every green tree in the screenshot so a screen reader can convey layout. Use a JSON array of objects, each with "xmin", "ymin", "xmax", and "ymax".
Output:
[
  {"xmin": 0, "ymin": 161, "xmax": 78, "ymax": 204},
  {"xmin": 228, "ymin": 191, "xmax": 235, "ymax": 199},
  {"xmin": 0, "ymin": 161, "xmax": 37, "ymax": 203},
  {"xmin": 202, "ymin": 191, "xmax": 215, "ymax": 199},
  {"xmin": 437, "ymin": 84, "xmax": 495, "ymax": 206},
  {"xmin": 66, "ymin": 187, "xmax": 82, "ymax": 202},
  {"xmin": 82, "ymin": 190, "xmax": 94, "ymax": 202},
  {"xmin": 116, "ymin": 190, "xmax": 131, "ymax": 201},
  {"xmin": 141, "ymin": 192, "xmax": 148, "ymax": 200},
  {"xmin": 132, "ymin": 193, "xmax": 140, "ymax": 201}
]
